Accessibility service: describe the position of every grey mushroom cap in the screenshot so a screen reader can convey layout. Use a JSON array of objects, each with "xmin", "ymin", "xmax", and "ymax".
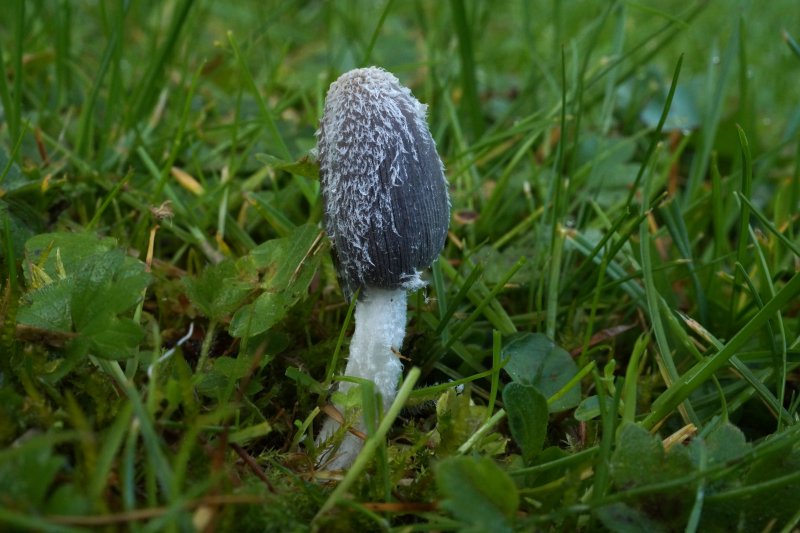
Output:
[{"xmin": 317, "ymin": 67, "xmax": 450, "ymax": 299}]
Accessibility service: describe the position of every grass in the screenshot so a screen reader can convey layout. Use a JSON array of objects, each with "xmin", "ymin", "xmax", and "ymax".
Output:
[{"xmin": 1, "ymin": 0, "xmax": 800, "ymax": 530}]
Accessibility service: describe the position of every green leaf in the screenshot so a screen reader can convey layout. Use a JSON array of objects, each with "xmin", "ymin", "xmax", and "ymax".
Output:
[
  {"xmin": 213, "ymin": 355, "xmax": 254, "ymax": 380},
  {"xmin": 437, "ymin": 456, "xmax": 518, "ymax": 533},
  {"xmin": 435, "ymin": 388, "xmax": 493, "ymax": 455},
  {"xmin": 46, "ymin": 483, "xmax": 92, "ymax": 516},
  {"xmin": 230, "ymin": 224, "xmax": 321, "ymax": 338},
  {"xmin": 17, "ymin": 233, "xmax": 150, "ymax": 362},
  {"xmin": 503, "ymin": 382, "xmax": 548, "ymax": 464},
  {"xmin": 71, "ymin": 249, "xmax": 150, "ymax": 324},
  {"xmin": 705, "ymin": 422, "xmax": 750, "ymax": 466},
  {"xmin": 612, "ymin": 423, "xmax": 695, "ymax": 488},
  {"xmin": 81, "ymin": 317, "xmax": 145, "ymax": 360},
  {"xmin": 595, "ymin": 502, "xmax": 669, "ymax": 533},
  {"xmin": 183, "ymin": 257, "xmax": 257, "ymax": 321},
  {"xmin": 607, "ymin": 423, "xmax": 696, "ymax": 529},
  {"xmin": 702, "ymin": 439, "xmax": 800, "ymax": 531},
  {"xmin": 574, "ymin": 395, "xmax": 615, "ymax": 422},
  {"xmin": 0, "ymin": 146, "xmax": 27, "ymax": 192},
  {"xmin": 16, "ymin": 279, "xmax": 73, "ymax": 332},
  {"xmin": 0, "ymin": 441, "xmax": 64, "ymax": 509},
  {"xmin": 502, "ymin": 333, "xmax": 580, "ymax": 412},
  {"xmin": 70, "ymin": 249, "xmax": 148, "ymax": 359},
  {"xmin": 22, "ymin": 232, "xmax": 118, "ymax": 284},
  {"xmin": 0, "ymin": 200, "xmax": 36, "ymax": 264}
]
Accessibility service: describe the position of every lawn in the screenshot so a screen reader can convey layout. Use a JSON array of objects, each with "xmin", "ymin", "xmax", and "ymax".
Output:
[{"xmin": 1, "ymin": 0, "xmax": 800, "ymax": 531}]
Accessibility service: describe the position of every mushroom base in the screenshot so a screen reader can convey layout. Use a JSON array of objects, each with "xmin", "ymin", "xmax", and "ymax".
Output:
[{"xmin": 316, "ymin": 288, "xmax": 407, "ymax": 469}]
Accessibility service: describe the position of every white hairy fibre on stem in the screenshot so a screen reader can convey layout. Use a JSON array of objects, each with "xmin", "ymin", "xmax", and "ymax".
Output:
[{"xmin": 317, "ymin": 288, "xmax": 407, "ymax": 470}]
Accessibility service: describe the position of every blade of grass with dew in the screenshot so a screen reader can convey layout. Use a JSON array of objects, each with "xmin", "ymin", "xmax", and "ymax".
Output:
[
  {"xmin": 625, "ymin": 54, "xmax": 683, "ymax": 207},
  {"xmin": 431, "ymin": 259, "xmax": 448, "ymax": 342},
  {"xmin": 637, "ymin": 55, "xmax": 699, "ymax": 426},
  {"xmin": 567, "ymin": 231, "xmax": 646, "ymax": 306},
  {"xmin": 591, "ymin": 368, "xmax": 623, "ymax": 506},
  {"xmin": 668, "ymin": 297, "xmax": 792, "ymax": 425},
  {"xmin": 623, "ymin": 332, "xmax": 649, "ymax": 424}
]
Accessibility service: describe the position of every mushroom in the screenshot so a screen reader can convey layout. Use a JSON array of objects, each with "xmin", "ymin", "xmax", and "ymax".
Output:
[{"xmin": 315, "ymin": 67, "xmax": 450, "ymax": 468}]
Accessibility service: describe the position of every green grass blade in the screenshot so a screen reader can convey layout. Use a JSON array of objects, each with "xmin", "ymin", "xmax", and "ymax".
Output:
[
  {"xmin": 642, "ymin": 270, "xmax": 800, "ymax": 429},
  {"xmin": 227, "ymin": 31, "xmax": 292, "ymax": 161},
  {"xmin": 314, "ymin": 367, "xmax": 421, "ymax": 521},
  {"xmin": 782, "ymin": 29, "xmax": 800, "ymax": 59},
  {"xmin": 361, "ymin": 0, "xmax": 395, "ymax": 65},
  {"xmin": 737, "ymin": 193, "xmax": 800, "ymax": 257},
  {"xmin": 729, "ymin": 125, "xmax": 753, "ymax": 330},
  {"xmin": 684, "ymin": 16, "xmax": 738, "ymax": 202},
  {"xmin": 449, "ymin": 0, "xmax": 483, "ymax": 139},
  {"xmin": 127, "ymin": 0, "xmax": 195, "ymax": 128},
  {"xmin": 625, "ymin": 54, "xmax": 683, "ymax": 207}
]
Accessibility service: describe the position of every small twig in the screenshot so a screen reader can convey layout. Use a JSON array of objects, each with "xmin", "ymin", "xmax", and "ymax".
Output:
[
  {"xmin": 46, "ymin": 494, "xmax": 270, "ymax": 526},
  {"xmin": 230, "ymin": 442, "xmax": 277, "ymax": 493},
  {"xmin": 360, "ymin": 501, "xmax": 439, "ymax": 513}
]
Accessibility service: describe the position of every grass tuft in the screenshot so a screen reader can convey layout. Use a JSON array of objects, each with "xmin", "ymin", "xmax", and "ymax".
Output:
[{"xmin": 1, "ymin": 1, "xmax": 799, "ymax": 530}]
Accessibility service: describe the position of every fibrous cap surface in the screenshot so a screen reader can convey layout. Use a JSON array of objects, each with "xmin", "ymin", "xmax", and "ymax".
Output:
[{"xmin": 317, "ymin": 67, "xmax": 450, "ymax": 298}]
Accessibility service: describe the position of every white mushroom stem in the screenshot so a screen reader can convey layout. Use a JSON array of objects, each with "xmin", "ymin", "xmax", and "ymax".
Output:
[{"xmin": 317, "ymin": 287, "xmax": 407, "ymax": 469}]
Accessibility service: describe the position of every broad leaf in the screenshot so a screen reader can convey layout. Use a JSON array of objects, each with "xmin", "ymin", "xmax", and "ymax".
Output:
[
  {"xmin": 17, "ymin": 233, "xmax": 150, "ymax": 362},
  {"xmin": 437, "ymin": 456, "xmax": 518, "ymax": 533},
  {"xmin": 230, "ymin": 224, "xmax": 322, "ymax": 337},
  {"xmin": 503, "ymin": 382, "xmax": 548, "ymax": 464},
  {"xmin": 606, "ymin": 423, "xmax": 696, "ymax": 530},
  {"xmin": 596, "ymin": 503, "xmax": 669, "ymax": 533},
  {"xmin": 502, "ymin": 333, "xmax": 580, "ymax": 412},
  {"xmin": 0, "ymin": 441, "xmax": 64, "ymax": 509},
  {"xmin": 183, "ymin": 257, "xmax": 257, "ymax": 321}
]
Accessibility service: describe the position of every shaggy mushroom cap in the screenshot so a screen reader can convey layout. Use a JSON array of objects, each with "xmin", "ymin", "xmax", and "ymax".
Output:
[{"xmin": 316, "ymin": 67, "xmax": 450, "ymax": 299}]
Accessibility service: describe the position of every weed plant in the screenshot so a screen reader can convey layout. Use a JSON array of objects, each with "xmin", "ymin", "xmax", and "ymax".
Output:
[{"xmin": 1, "ymin": 1, "xmax": 799, "ymax": 531}]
